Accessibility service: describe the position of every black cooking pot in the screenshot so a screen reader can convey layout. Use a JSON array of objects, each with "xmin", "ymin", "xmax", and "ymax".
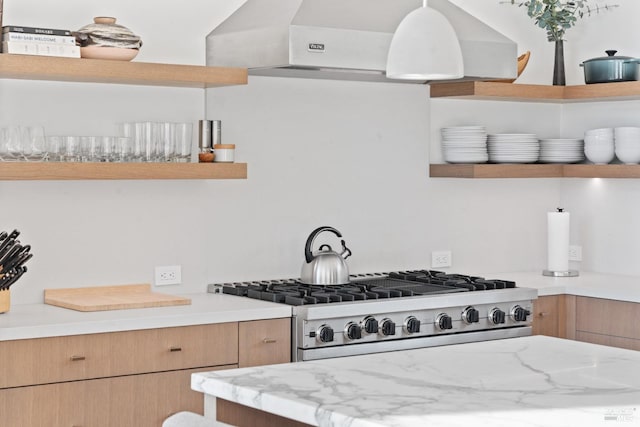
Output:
[{"xmin": 580, "ymin": 50, "xmax": 640, "ymax": 84}]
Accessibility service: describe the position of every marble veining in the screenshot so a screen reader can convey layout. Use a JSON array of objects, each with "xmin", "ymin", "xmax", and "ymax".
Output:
[{"xmin": 193, "ymin": 336, "xmax": 640, "ymax": 426}]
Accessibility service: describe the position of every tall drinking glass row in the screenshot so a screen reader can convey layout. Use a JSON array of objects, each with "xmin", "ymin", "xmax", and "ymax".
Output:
[{"xmin": 0, "ymin": 122, "xmax": 194, "ymax": 162}]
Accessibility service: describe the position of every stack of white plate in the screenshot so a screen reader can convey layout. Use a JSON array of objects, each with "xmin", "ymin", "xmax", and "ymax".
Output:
[
  {"xmin": 487, "ymin": 134, "xmax": 539, "ymax": 163},
  {"xmin": 440, "ymin": 126, "xmax": 488, "ymax": 164},
  {"xmin": 539, "ymin": 139, "xmax": 585, "ymax": 163}
]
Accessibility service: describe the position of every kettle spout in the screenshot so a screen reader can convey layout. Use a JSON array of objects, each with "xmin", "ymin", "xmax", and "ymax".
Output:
[{"xmin": 340, "ymin": 239, "xmax": 352, "ymax": 260}]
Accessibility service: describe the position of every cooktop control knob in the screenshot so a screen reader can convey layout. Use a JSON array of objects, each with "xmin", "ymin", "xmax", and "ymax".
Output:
[
  {"xmin": 462, "ymin": 306, "xmax": 480, "ymax": 324},
  {"xmin": 379, "ymin": 318, "xmax": 396, "ymax": 336},
  {"xmin": 404, "ymin": 316, "xmax": 421, "ymax": 334},
  {"xmin": 362, "ymin": 316, "xmax": 379, "ymax": 334},
  {"xmin": 317, "ymin": 325, "xmax": 334, "ymax": 343},
  {"xmin": 489, "ymin": 308, "xmax": 506, "ymax": 325},
  {"xmin": 435, "ymin": 313, "xmax": 453, "ymax": 330},
  {"xmin": 344, "ymin": 322, "xmax": 362, "ymax": 340},
  {"xmin": 511, "ymin": 305, "xmax": 531, "ymax": 322}
]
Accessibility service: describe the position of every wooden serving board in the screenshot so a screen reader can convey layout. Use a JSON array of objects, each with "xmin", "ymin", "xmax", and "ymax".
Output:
[{"xmin": 44, "ymin": 284, "xmax": 191, "ymax": 312}]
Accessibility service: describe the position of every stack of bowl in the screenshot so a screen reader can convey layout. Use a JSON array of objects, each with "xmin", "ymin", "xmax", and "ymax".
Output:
[
  {"xmin": 614, "ymin": 127, "xmax": 640, "ymax": 164},
  {"xmin": 584, "ymin": 128, "xmax": 615, "ymax": 164}
]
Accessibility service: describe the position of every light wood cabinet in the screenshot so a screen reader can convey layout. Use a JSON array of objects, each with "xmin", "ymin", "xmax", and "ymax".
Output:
[
  {"xmin": 239, "ymin": 318, "xmax": 291, "ymax": 368},
  {"xmin": 533, "ymin": 294, "xmax": 640, "ymax": 351},
  {"xmin": 575, "ymin": 296, "xmax": 640, "ymax": 351},
  {"xmin": 0, "ymin": 322, "xmax": 238, "ymax": 388},
  {"xmin": 0, "ymin": 317, "xmax": 291, "ymax": 426},
  {"xmin": 0, "ymin": 366, "xmax": 233, "ymax": 427},
  {"xmin": 531, "ymin": 295, "xmax": 576, "ymax": 339}
]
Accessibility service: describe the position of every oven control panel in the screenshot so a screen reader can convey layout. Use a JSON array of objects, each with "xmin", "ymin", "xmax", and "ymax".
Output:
[{"xmin": 296, "ymin": 300, "xmax": 533, "ymax": 350}]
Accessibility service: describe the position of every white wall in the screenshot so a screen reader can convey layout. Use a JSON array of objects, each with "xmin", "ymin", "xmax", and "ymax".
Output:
[{"xmin": 2, "ymin": 0, "xmax": 638, "ymax": 305}]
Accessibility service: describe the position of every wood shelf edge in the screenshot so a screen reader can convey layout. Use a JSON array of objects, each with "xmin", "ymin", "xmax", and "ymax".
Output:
[
  {"xmin": 0, "ymin": 54, "xmax": 248, "ymax": 88},
  {"xmin": 0, "ymin": 162, "xmax": 248, "ymax": 180},
  {"xmin": 563, "ymin": 164, "xmax": 640, "ymax": 178},
  {"xmin": 429, "ymin": 164, "xmax": 564, "ymax": 178},
  {"xmin": 431, "ymin": 163, "xmax": 640, "ymax": 179},
  {"xmin": 430, "ymin": 81, "xmax": 640, "ymax": 103},
  {"xmin": 429, "ymin": 81, "xmax": 565, "ymax": 102}
]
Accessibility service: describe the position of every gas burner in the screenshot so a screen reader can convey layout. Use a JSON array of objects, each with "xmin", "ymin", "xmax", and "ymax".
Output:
[{"xmin": 218, "ymin": 270, "xmax": 516, "ymax": 306}]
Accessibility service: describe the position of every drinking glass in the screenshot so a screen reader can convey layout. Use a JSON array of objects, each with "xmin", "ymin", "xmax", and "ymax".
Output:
[
  {"xmin": 174, "ymin": 122, "xmax": 193, "ymax": 163},
  {"xmin": 80, "ymin": 136, "xmax": 100, "ymax": 162},
  {"xmin": 113, "ymin": 137, "xmax": 132, "ymax": 162},
  {"xmin": 45, "ymin": 136, "xmax": 63, "ymax": 161},
  {"xmin": 5, "ymin": 126, "xmax": 23, "ymax": 161},
  {"xmin": 99, "ymin": 136, "xmax": 116, "ymax": 162},
  {"xmin": 0, "ymin": 128, "xmax": 7, "ymax": 161},
  {"xmin": 22, "ymin": 125, "xmax": 47, "ymax": 161},
  {"xmin": 138, "ymin": 122, "xmax": 159, "ymax": 162},
  {"xmin": 61, "ymin": 136, "xmax": 81, "ymax": 162},
  {"xmin": 159, "ymin": 122, "xmax": 175, "ymax": 162}
]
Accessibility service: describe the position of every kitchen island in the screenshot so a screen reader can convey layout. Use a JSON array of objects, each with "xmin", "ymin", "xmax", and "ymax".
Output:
[{"xmin": 193, "ymin": 335, "xmax": 640, "ymax": 426}]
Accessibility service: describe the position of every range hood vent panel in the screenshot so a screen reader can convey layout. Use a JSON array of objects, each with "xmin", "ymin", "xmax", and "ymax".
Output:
[{"xmin": 207, "ymin": 0, "xmax": 517, "ymax": 83}]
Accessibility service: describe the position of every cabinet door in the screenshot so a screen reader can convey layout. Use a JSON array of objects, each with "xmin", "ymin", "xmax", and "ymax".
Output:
[
  {"xmin": 531, "ymin": 295, "xmax": 575, "ymax": 339},
  {"xmin": 239, "ymin": 318, "xmax": 291, "ymax": 368},
  {"xmin": 532, "ymin": 295, "xmax": 560, "ymax": 337},
  {"xmin": 0, "ymin": 366, "xmax": 234, "ymax": 427},
  {"xmin": 576, "ymin": 296, "xmax": 640, "ymax": 350}
]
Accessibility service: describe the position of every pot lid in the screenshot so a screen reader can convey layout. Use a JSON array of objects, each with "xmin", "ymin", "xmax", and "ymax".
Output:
[{"xmin": 583, "ymin": 50, "xmax": 635, "ymax": 63}]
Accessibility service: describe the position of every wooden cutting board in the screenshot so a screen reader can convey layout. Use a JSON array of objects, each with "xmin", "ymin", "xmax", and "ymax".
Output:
[{"xmin": 44, "ymin": 284, "xmax": 191, "ymax": 312}]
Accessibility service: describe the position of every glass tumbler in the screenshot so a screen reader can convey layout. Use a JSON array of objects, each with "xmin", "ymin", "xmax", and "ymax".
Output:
[
  {"xmin": 174, "ymin": 122, "xmax": 193, "ymax": 163},
  {"xmin": 22, "ymin": 126, "xmax": 47, "ymax": 161}
]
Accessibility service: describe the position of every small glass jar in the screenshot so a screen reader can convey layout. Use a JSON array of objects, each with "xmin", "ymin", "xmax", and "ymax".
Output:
[{"xmin": 213, "ymin": 144, "xmax": 235, "ymax": 163}]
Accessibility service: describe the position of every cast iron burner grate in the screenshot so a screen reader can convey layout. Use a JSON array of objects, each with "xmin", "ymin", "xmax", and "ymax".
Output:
[{"xmin": 220, "ymin": 269, "xmax": 516, "ymax": 306}]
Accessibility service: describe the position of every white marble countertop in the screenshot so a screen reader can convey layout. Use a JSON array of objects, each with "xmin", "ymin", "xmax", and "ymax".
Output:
[
  {"xmin": 485, "ymin": 271, "xmax": 640, "ymax": 302},
  {"xmin": 193, "ymin": 336, "xmax": 640, "ymax": 427},
  {"xmin": 0, "ymin": 292, "xmax": 291, "ymax": 341}
]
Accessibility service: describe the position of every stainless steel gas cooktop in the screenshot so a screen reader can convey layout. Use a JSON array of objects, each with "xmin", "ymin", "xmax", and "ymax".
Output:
[{"xmin": 208, "ymin": 269, "xmax": 537, "ymax": 361}]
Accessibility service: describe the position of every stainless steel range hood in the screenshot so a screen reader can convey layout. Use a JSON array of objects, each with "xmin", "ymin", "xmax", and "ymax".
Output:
[{"xmin": 206, "ymin": 0, "xmax": 517, "ymax": 84}]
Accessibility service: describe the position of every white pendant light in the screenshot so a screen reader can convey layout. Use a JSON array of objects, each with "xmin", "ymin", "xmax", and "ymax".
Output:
[{"xmin": 386, "ymin": 0, "xmax": 464, "ymax": 81}]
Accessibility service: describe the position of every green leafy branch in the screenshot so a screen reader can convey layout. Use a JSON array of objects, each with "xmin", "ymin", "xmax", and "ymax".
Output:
[{"xmin": 502, "ymin": 1, "xmax": 619, "ymax": 41}]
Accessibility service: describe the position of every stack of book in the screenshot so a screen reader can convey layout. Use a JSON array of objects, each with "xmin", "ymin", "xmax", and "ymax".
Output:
[{"xmin": 2, "ymin": 25, "xmax": 80, "ymax": 58}]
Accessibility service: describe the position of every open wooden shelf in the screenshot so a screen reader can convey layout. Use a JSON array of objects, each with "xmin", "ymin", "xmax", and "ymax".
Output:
[
  {"xmin": 430, "ymin": 163, "xmax": 640, "ymax": 179},
  {"xmin": 430, "ymin": 81, "xmax": 640, "ymax": 103},
  {"xmin": 0, "ymin": 54, "xmax": 248, "ymax": 88},
  {"xmin": 0, "ymin": 162, "xmax": 247, "ymax": 181}
]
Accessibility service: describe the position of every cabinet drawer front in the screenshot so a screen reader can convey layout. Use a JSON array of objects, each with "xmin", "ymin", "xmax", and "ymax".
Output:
[
  {"xmin": 0, "ymin": 365, "xmax": 235, "ymax": 427},
  {"xmin": 239, "ymin": 318, "xmax": 291, "ymax": 368},
  {"xmin": 0, "ymin": 333, "xmax": 107, "ymax": 388},
  {"xmin": 0, "ymin": 322, "xmax": 238, "ymax": 388},
  {"xmin": 576, "ymin": 297, "xmax": 640, "ymax": 340},
  {"xmin": 108, "ymin": 322, "xmax": 239, "ymax": 376}
]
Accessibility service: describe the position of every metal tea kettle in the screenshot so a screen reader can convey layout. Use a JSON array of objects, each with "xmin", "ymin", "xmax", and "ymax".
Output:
[{"xmin": 300, "ymin": 226, "xmax": 352, "ymax": 285}]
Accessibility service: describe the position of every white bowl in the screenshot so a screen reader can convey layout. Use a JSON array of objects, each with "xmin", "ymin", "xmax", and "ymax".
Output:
[
  {"xmin": 585, "ymin": 147, "xmax": 615, "ymax": 164},
  {"xmin": 615, "ymin": 147, "xmax": 640, "ymax": 164},
  {"xmin": 585, "ymin": 134, "xmax": 614, "ymax": 145},
  {"xmin": 585, "ymin": 127, "xmax": 614, "ymax": 137}
]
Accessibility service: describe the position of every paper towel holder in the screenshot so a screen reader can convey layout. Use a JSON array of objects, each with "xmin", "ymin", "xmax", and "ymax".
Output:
[
  {"xmin": 543, "ymin": 207, "xmax": 579, "ymax": 277},
  {"xmin": 542, "ymin": 270, "xmax": 579, "ymax": 277}
]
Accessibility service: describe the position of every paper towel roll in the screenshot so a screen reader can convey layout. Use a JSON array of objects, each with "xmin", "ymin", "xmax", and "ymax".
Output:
[{"xmin": 547, "ymin": 209, "xmax": 570, "ymax": 272}]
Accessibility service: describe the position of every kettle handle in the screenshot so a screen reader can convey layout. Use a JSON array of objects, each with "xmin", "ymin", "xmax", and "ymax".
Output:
[{"xmin": 304, "ymin": 226, "xmax": 343, "ymax": 263}]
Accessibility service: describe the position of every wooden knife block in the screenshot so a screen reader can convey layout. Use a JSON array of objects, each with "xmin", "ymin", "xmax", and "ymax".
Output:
[{"xmin": 0, "ymin": 290, "xmax": 10, "ymax": 313}]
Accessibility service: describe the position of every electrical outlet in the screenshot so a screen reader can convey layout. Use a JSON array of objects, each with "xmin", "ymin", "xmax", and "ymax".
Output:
[
  {"xmin": 155, "ymin": 265, "xmax": 182, "ymax": 286},
  {"xmin": 568, "ymin": 245, "xmax": 582, "ymax": 262},
  {"xmin": 431, "ymin": 250, "xmax": 452, "ymax": 268}
]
